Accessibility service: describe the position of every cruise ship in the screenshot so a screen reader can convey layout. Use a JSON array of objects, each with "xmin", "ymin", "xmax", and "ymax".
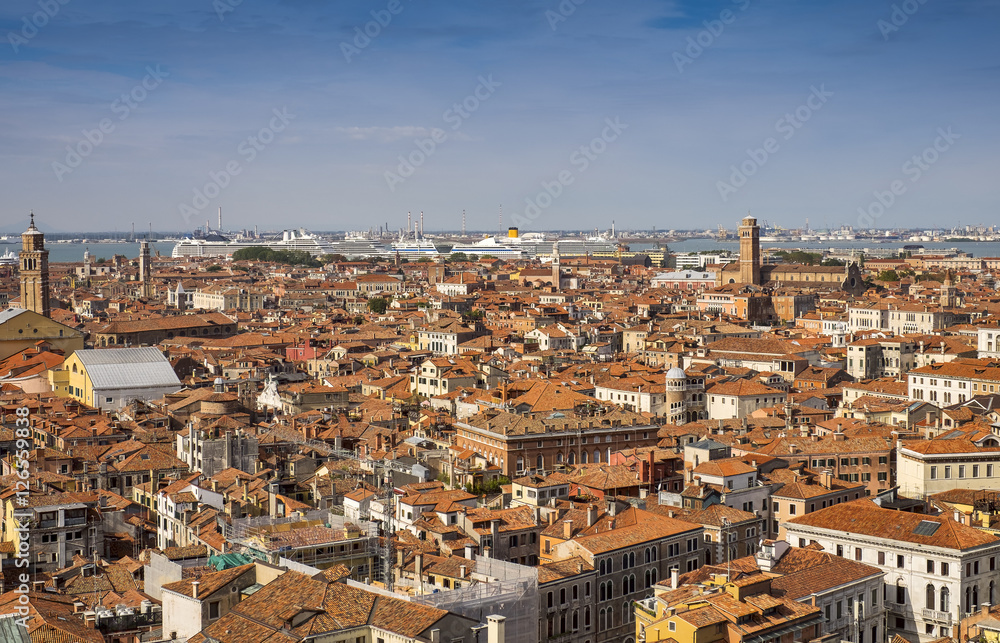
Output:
[
  {"xmin": 0, "ymin": 249, "xmax": 16, "ymax": 266},
  {"xmin": 450, "ymin": 228, "xmax": 618, "ymax": 259},
  {"xmin": 449, "ymin": 232, "xmax": 527, "ymax": 259},
  {"xmin": 329, "ymin": 232, "xmax": 393, "ymax": 259},
  {"xmin": 171, "ymin": 228, "xmax": 338, "ymax": 258},
  {"xmin": 390, "ymin": 236, "xmax": 440, "ymax": 260}
]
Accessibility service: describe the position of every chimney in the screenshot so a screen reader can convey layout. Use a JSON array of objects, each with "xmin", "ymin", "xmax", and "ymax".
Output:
[
  {"xmin": 563, "ymin": 519, "xmax": 573, "ymax": 540},
  {"xmin": 586, "ymin": 504, "xmax": 597, "ymax": 527},
  {"xmin": 671, "ymin": 568, "xmax": 679, "ymax": 590},
  {"xmin": 460, "ymin": 564, "xmax": 467, "ymax": 579},
  {"xmin": 465, "ymin": 543, "xmax": 474, "ymax": 559},
  {"xmin": 487, "ymin": 615, "xmax": 506, "ymax": 643},
  {"xmin": 429, "ymin": 630, "xmax": 441, "ymax": 643},
  {"xmin": 191, "ymin": 580, "xmax": 200, "ymax": 600},
  {"xmin": 820, "ymin": 469, "xmax": 833, "ymax": 489},
  {"xmin": 211, "ymin": 479, "xmax": 218, "ymax": 493},
  {"xmin": 415, "ymin": 553, "xmax": 424, "ymax": 579}
]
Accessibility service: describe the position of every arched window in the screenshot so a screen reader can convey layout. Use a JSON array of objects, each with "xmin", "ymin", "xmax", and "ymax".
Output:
[
  {"xmin": 622, "ymin": 602, "xmax": 630, "ymax": 624},
  {"xmin": 645, "ymin": 548, "xmax": 651, "ymax": 564},
  {"xmin": 573, "ymin": 611, "xmax": 578, "ymax": 631},
  {"xmin": 926, "ymin": 584, "xmax": 935, "ymax": 610},
  {"xmin": 941, "ymin": 587, "xmax": 950, "ymax": 612},
  {"xmin": 594, "ymin": 449, "xmax": 600, "ymax": 463},
  {"xmin": 599, "ymin": 583, "xmax": 606, "ymax": 602},
  {"xmin": 651, "ymin": 547, "xmax": 657, "ymax": 561},
  {"xmin": 556, "ymin": 452, "xmax": 564, "ymax": 464},
  {"xmin": 598, "ymin": 609, "xmax": 606, "ymax": 632},
  {"xmin": 585, "ymin": 608, "xmax": 590, "ymax": 628},
  {"xmin": 622, "ymin": 554, "xmax": 629, "ymax": 570},
  {"xmin": 651, "ymin": 568, "xmax": 658, "ymax": 585},
  {"xmin": 536, "ymin": 454, "xmax": 544, "ymax": 471},
  {"xmin": 645, "ymin": 570, "xmax": 651, "ymax": 589},
  {"xmin": 599, "ymin": 560, "xmax": 605, "ymax": 575},
  {"xmin": 973, "ymin": 585, "xmax": 979, "ymax": 610},
  {"xmin": 581, "ymin": 450, "xmax": 588, "ymax": 464},
  {"xmin": 629, "ymin": 552, "xmax": 635, "ymax": 568},
  {"xmin": 568, "ymin": 452, "xmax": 576, "ymax": 465}
]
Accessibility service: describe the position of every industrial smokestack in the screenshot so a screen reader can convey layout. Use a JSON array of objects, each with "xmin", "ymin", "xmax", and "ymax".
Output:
[
  {"xmin": 218, "ymin": 207, "xmax": 222, "ymax": 231},
  {"xmin": 420, "ymin": 210, "xmax": 424, "ymax": 238},
  {"xmin": 407, "ymin": 211, "xmax": 412, "ymax": 237}
]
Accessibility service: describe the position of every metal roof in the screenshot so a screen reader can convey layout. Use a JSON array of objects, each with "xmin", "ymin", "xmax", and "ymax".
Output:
[
  {"xmin": 0, "ymin": 615, "xmax": 32, "ymax": 643},
  {"xmin": 75, "ymin": 347, "xmax": 181, "ymax": 391},
  {"xmin": 0, "ymin": 308, "xmax": 28, "ymax": 325}
]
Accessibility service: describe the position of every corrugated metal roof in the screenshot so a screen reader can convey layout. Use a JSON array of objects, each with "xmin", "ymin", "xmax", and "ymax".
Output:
[
  {"xmin": 0, "ymin": 308, "xmax": 28, "ymax": 324},
  {"xmin": 76, "ymin": 347, "xmax": 181, "ymax": 391},
  {"xmin": 0, "ymin": 616, "xmax": 32, "ymax": 643}
]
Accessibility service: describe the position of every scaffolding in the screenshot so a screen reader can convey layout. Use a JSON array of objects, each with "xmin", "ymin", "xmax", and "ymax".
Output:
[{"xmin": 411, "ymin": 555, "xmax": 539, "ymax": 643}]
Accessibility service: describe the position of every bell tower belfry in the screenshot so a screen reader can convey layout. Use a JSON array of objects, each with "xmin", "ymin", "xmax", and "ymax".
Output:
[{"xmin": 19, "ymin": 211, "xmax": 51, "ymax": 317}]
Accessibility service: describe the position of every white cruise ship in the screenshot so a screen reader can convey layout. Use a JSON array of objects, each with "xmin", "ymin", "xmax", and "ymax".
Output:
[
  {"xmin": 451, "ymin": 228, "xmax": 617, "ymax": 259},
  {"xmin": 0, "ymin": 249, "xmax": 16, "ymax": 266},
  {"xmin": 450, "ymin": 233, "xmax": 526, "ymax": 259},
  {"xmin": 171, "ymin": 228, "xmax": 338, "ymax": 258},
  {"xmin": 390, "ymin": 233, "xmax": 440, "ymax": 259},
  {"xmin": 329, "ymin": 232, "xmax": 393, "ymax": 259}
]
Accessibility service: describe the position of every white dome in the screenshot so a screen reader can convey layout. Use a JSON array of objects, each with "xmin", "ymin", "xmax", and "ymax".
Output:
[{"xmin": 665, "ymin": 367, "xmax": 686, "ymax": 380}]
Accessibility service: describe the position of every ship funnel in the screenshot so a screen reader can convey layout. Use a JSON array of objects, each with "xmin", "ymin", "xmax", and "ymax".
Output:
[{"xmin": 508, "ymin": 227, "xmax": 519, "ymax": 239}]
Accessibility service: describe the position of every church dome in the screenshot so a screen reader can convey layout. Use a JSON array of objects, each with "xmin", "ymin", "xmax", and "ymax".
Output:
[{"xmin": 665, "ymin": 367, "xmax": 686, "ymax": 380}]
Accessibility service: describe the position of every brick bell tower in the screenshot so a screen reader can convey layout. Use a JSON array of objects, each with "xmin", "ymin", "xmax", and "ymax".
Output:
[
  {"xmin": 19, "ymin": 211, "xmax": 51, "ymax": 318},
  {"xmin": 739, "ymin": 215, "xmax": 761, "ymax": 286}
]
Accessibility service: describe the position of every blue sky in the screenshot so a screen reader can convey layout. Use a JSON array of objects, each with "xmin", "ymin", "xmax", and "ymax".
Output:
[{"xmin": 1, "ymin": 0, "xmax": 997, "ymax": 234}]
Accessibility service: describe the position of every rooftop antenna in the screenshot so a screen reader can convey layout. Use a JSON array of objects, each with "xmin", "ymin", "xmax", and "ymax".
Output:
[{"xmin": 499, "ymin": 204, "xmax": 502, "ymax": 234}]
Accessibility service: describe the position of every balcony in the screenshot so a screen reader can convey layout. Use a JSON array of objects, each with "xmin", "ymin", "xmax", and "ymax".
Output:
[
  {"xmin": 921, "ymin": 608, "xmax": 952, "ymax": 625},
  {"xmin": 886, "ymin": 601, "xmax": 907, "ymax": 615}
]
